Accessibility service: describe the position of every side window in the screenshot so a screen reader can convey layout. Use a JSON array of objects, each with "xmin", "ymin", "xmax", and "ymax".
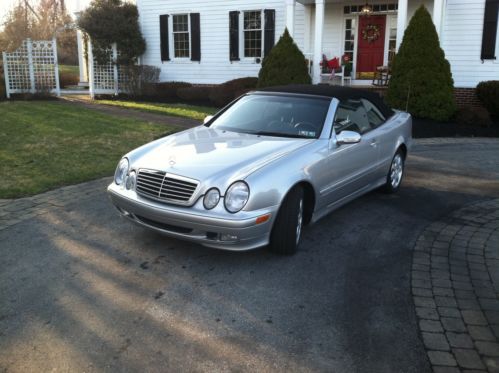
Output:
[
  {"xmin": 361, "ymin": 99, "xmax": 386, "ymax": 128},
  {"xmin": 333, "ymin": 99, "xmax": 372, "ymax": 135}
]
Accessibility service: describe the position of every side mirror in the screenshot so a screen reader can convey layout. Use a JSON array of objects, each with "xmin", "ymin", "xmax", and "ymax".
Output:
[
  {"xmin": 203, "ymin": 115, "xmax": 214, "ymax": 124},
  {"xmin": 336, "ymin": 130, "xmax": 361, "ymax": 145}
]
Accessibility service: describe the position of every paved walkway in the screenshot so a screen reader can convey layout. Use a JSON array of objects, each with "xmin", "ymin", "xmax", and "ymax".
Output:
[
  {"xmin": 0, "ymin": 179, "xmax": 109, "ymax": 232},
  {"xmin": 413, "ymin": 199, "xmax": 499, "ymax": 372},
  {"xmin": 60, "ymin": 95, "xmax": 201, "ymax": 129}
]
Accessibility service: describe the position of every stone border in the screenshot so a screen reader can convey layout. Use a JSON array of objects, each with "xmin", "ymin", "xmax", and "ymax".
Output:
[
  {"xmin": 0, "ymin": 177, "xmax": 111, "ymax": 231},
  {"xmin": 412, "ymin": 199, "xmax": 499, "ymax": 372}
]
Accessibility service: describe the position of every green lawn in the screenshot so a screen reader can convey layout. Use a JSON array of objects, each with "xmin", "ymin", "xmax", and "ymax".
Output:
[
  {"xmin": 59, "ymin": 65, "xmax": 79, "ymax": 76},
  {"xmin": 0, "ymin": 101, "xmax": 175, "ymax": 199},
  {"xmin": 96, "ymin": 100, "xmax": 218, "ymax": 121}
]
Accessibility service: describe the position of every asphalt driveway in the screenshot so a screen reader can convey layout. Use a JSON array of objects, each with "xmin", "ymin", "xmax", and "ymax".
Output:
[{"xmin": 1, "ymin": 138, "xmax": 499, "ymax": 372}]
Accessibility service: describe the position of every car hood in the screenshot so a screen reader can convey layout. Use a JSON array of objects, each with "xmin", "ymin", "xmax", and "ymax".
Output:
[{"xmin": 130, "ymin": 126, "xmax": 314, "ymax": 185}]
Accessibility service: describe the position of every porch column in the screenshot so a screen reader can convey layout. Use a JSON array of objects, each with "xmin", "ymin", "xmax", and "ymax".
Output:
[
  {"xmin": 76, "ymin": 29, "xmax": 88, "ymax": 85},
  {"xmin": 433, "ymin": 0, "xmax": 444, "ymax": 41},
  {"xmin": 75, "ymin": 11, "xmax": 88, "ymax": 86},
  {"xmin": 396, "ymin": 0, "xmax": 408, "ymax": 50},
  {"xmin": 286, "ymin": 0, "xmax": 296, "ymax": 37},
  {"xmin": 313, "ymin": 0, "xmax": 325, "ymax": 84}
]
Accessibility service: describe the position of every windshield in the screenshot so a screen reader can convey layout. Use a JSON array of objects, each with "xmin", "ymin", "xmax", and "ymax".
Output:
[{"xmin": 207, "ymin": 94, "xmax": 331, "ymax": 139}]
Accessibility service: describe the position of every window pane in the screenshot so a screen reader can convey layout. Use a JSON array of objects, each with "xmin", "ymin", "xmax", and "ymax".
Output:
[
  {"xmin": 173, "ymin": 14, "xmax": 188, "ymax": 32},
  {"xmin": 344, "ymin": 41, "xmax": 354, "ymax": 51},
  {"xmin": 334, "ymin": 99, "xmax": 372, "ymax": 135},
  {"xmin": 362, "ymin": 99, "xmax": 385, "ymax": 128},
  {"xmin": 244, "ymin": 11, "xmax": 261, "ymax": 30},
  {"xmin": 244, "ymin": 30, "xmax": 262, "ymax": 57},
  {"xmin": 174, "ymin": 32, "xmax": 190, "ymax": 58}
]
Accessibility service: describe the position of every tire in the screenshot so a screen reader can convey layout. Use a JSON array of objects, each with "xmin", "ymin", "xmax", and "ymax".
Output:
[
  {"xmin": 268, "ymin": 186, "xmax": 304, "ymax": 255},
  {"xmin": 383, "ymin": 150, "xmax": 405, "ymax": 193}
]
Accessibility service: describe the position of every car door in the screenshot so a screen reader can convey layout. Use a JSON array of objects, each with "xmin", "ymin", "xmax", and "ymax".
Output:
[
  {"xmin": 317, "ymin": 99, "xmax": 380, "ymax": 207},
  {"xmin": 361, "ymin": 98, "xmax": 391, "ymax": 180}
]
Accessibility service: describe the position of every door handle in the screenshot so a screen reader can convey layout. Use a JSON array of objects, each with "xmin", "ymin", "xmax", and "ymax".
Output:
[{"xmin": 370, "ymin": 139, "xmax": 378, "ymax": 147}]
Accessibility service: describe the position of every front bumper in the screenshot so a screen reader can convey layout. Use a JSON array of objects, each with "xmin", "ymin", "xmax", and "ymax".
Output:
[{"xmin": 107, "ymin": 183, "xmax": 278, "ymax": 251}]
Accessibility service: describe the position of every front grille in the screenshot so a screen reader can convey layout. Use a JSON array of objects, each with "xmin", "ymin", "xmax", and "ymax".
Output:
[{"xmin": 136, "ymin": 169, "xmax": 199, "ymax": 205}]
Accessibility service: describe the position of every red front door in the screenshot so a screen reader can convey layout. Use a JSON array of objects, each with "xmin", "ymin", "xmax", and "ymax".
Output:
[{"xmin": 357, "ymin": 15, "xmax": 386, "ymax": 78}]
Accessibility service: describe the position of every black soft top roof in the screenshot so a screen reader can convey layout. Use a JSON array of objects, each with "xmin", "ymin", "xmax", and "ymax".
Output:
[{"xmin": 256, "ymin": 84, "xmax": 394, "ymax": 118}]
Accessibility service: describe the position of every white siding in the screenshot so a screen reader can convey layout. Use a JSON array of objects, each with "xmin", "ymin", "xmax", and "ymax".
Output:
[
  {"xmin": 137, "ymin": 0, "xmax": 298, "ymax": 84},
  {"xmin": 442, "ymin": 0, "xmax": 499, "ymax": 88},
  {"xmin": 136, "ymin": 0, "xmax": 499, "ymax": 87}
]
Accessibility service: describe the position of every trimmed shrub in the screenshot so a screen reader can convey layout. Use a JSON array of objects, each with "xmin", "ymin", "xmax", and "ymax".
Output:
[
  {"xmin": 386, "ymin": 6, "xmax": 456, "ymax": 121},
  {"xmin": 476, "ymin": 81, "xmax": 499, "ymax": 118},
  {"xmin": 153, "ymin": 81, "xmax": 192, "ymax": 99},
  {"xmin": 257, "ymin": 29, "xmax": 311, "ymax": 88},
  {"xmin": 177, "ymin": 86, "xmax": 212, "ymax": 102},
  {"xmin": 456, "ymin": 106, "xmax": 493, "ymax": 128},
  {"xmin": 121, "ymin": 65, "xmax": 160, "ymax": 97},
  {"xmin": 209, "ymin": 77, "xmax": 258, "ymax": 106}
]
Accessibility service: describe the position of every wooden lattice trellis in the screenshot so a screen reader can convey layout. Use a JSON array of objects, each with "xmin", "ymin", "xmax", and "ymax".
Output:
[
  {"xmin": 88, "ymin": 41, "xmax": 127, "ymax": 98},
  {"xmin": 2, "ymin": 38, "xmax": 60, "ymax": 98}
]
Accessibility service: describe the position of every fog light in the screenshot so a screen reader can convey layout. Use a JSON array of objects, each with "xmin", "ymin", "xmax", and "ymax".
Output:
[{"xmin": 220, "ymin": 233, "xmax": 238, "ymax": 241}]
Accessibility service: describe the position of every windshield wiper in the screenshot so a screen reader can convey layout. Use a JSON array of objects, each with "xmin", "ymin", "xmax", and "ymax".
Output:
[{"xmin": 253, "ymin": 131, "xmax": 312, "ymax": 139}]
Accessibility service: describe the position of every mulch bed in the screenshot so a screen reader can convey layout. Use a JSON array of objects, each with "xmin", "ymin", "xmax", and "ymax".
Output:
[{"xmin": 413, "ymin": 117, "xmax": 499, "ymax": 138}]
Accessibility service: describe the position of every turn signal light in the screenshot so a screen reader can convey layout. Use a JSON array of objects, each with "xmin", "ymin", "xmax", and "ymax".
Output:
[{"xmin": 255, "ymin": 214, "xmax": 271, "ymax": 225}]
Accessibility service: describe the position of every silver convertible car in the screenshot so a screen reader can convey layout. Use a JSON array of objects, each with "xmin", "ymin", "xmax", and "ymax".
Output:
[{"xmin": 108, "ymin": 85, "xmax": 412, "ymax": 255}]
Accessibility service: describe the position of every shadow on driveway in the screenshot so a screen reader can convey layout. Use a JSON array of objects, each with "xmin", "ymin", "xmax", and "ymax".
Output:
[{"xmin": 1, "ymin": 139, "xmax": 498, "ymax": 372}]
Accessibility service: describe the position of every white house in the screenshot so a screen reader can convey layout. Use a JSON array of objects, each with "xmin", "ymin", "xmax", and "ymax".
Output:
[
  {"xmin": 72, "ymin": 0, "xmax": 498, "ymax": 103},
  {"xmin": 131, "ymin": 0, "xmax": 499, "ymax": 91}
]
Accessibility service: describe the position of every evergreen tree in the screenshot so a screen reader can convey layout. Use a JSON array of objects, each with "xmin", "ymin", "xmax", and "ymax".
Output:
[
  {"xmin": 257, "ymin": 29, "xmax": 311, "ymax": 88},
  {"xmin": 78, "ymin": 0, "xmax": 146, "ymax": 66},
  {"xmin": 386, "ymin": 5, "xmax": 456, "ymax": 121}
]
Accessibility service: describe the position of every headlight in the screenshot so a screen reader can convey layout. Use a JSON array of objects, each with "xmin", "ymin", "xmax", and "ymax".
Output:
[
  {"xmin": 224, "ymin": 181, "xmax": 249, "ymax": 213},
  {"xmin": 203, "ymin": 188, "xmax": 220, "ymax": 210},
  {"xmin": 114, "ymin": 158, "xmax": 129, "ymax": 185}
]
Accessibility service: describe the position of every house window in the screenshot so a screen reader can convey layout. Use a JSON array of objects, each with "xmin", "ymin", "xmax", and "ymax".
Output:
[
  {"xmin": 243, "ymin": 11, "xmax": 262, "ymax": 58},
  {"xmin": 344, "ymin": 3, "xmax": 398, "ymax": 14},
  {"xmin": 344, "ymin": 18, "xmax": 356, "ymax": 63},
  {"xmin": 172, "ymin": 14, "xmax": 190, "ymax": 58}
]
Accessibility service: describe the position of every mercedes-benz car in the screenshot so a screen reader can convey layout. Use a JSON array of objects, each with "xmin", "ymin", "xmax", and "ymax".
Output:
[{"xmin": 108, "ymin": 85, "xmax": 412, "ymax": 255}]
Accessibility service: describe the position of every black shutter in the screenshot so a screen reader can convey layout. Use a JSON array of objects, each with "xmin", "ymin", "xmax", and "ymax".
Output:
[
  {"xmin": 190, "ymin": 13, "xmax": 201, "ymax": 61},
  {"xmin": 264, "ymin": 9, "xmax": 276, "ymax": 58},
  {"xmin": 229, "ymin": 11, "xmax": 240, "ymax": 61},
  {"xmin": 159, "ymin": 14, "xmax": 170, "ymax": 61},
  {"xmin": 481, "ymin": 0, "xmax": 499, "ymax": 60}
]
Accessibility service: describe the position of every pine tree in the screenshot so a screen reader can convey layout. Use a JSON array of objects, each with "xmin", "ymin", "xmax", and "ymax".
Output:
[
  {"xmin": 386, "ymin": 5, "xmax": 456, "ymax": 121},
  {"xmin": 257, "ymin": 29, "xmax": 311, "ymax": 88}
]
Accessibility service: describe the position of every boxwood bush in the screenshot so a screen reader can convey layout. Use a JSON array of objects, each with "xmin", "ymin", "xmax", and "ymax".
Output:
[{"xmin": 476, "ymin": 81, "xmax": 499, "ymax": 118}]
